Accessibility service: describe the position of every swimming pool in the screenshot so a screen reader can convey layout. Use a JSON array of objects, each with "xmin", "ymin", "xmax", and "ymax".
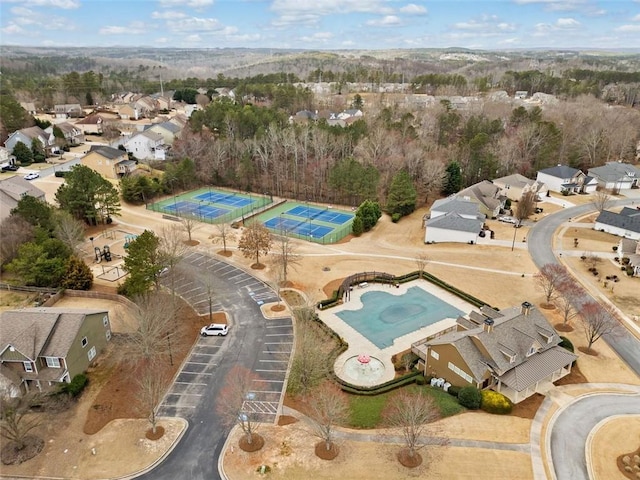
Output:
[{"xmin": 336, "ymin": 286, "xmax": 464, "ymax": 349}]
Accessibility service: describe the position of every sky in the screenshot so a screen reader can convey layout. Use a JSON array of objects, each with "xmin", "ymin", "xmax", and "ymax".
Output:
[{"xmin": 1, "ymin": 0, "xmax": 639, "ymax": 51}]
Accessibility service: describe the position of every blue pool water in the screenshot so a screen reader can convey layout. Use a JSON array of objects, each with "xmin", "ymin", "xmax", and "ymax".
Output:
[{"xmin": 336, "ymin": 286, "xmax": 464, "ymax": 349}]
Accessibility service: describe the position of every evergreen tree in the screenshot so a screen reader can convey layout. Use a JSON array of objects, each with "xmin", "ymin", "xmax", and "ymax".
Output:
[
  {"xmin": 351, "ymin": 216, "xmax": 364, "ymax": 236},
  {"xmin": 11, "ymin": 196, "xmax": 55, "ymax": 233},
  {"xmin": 62, "ymin": 256, "xmax": 93, "ymax": 290},
  {"xmin": 442, "ymin": 161, "xmax": 462, "ymax": 196},
  {"xmin": 12, "ymin": 141, "xmax": 33, "ymax": 165},
  {"xmin": 355, "ymin": 200, "xmax": 382, "ymax": 232},
  {"xmin": 119, "ymin": 230, "xmax": 163, "ymax": 297},
  {"xmin": 386, "ymin": 170, "xmax": 417, "ymax": 218},
  {"xmin": 7, "ymin": 238, "xmax": 71, "ymax": 287}
]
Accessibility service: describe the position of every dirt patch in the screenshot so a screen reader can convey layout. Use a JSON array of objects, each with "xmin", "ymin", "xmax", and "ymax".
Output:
[
  {"xmin": 145, "ymin": 426, "xmax": 165, "ymax": 441},
  {"xmin": 271, "ymin": 304, "xmax": 286, "ymax": 312},
  {"xmin": 510, "ymin": 393, "xmax": 544, "ymax": 419},
  {"xmin": 539, "ymin": 303, "xmax": 556, "ymax": 310},
  {"xmin": 239, "ymin": 434, "xmax": 265, "ymax": 452},
  {"xmin": 555, "ymin": 363, "xmax": 588, "ymax": 386},
  {"xmin": 217, "ymin": 250, "xmax": 233, "ymax": 257},
  {"xmin": 185, "ymin": 240, "xmax": 200, "ymax": 246},
  {"xmin": 555, "ymin": 323, "xmax": 574, "ymax": 332},
  {"xmin": 1, "ymin": 436, "xmax": 44, "ymax": 465},
  {"xmin": 251, "ymin": 263, "xmax": 266, "ymax": 270},
  {"xmin": 578, "ymin": 346, "xmax": 599, "ymax": 356},
  {"xmin": 315, "ymin": 441, "xmax": 339, "ymax": 460},
  {"xmin": 617, "ymin": 446, "xmax": 640, "ymax": 479},
  {"xmin": 397, "ymin": 448, "xmax": 422, "ymax": 468},
  {"xmin": 277, "ymin": 415, "xmax": 298, "ymax": 426}
]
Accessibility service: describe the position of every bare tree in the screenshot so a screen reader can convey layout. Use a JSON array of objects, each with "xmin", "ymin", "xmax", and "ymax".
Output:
[
  {"xmin": 579, "ymin": 301, "xmax": 619, "ymax": 353},
  {"xmin": 415, "ymin": 254, "xmax": 429, "ymax": 276},
  {"xmin": 592, "ymin": 190, "xmax": 612, "ymax": 212},
  {"xmin": 585, "ymin": 253, "xmax": 602, "ymax": 271},
  {"xmin": 306, "ymin": 382, "xmax": 349, "ymax": 458},
  {"xmin": 272, "ymin": 232, "xmax": 301, "ymax": 285},
  {"xmin": 238, "ymin": 222, "xmax": 272, "ymax": 268},
  {"xmin": 0, "ymin": 399, "xmax": 42, "ymax": 452},
  {"xmin": 535, "ymin": 264, "xmax": 569, "ymax": 306},
  {"xmin": 158, "ymin": 224, "xmax": 189, "ymax": 296},
  {"xmin": 216, "ymin": 365, "xmax": 263, "ymax": 449},
  {"xmin": 180, "ymin": 216, "xmax": 200, "ymax": 243},
  {"xmin": 515, "ymin": 191, "xmax": 536, "ymax": 223},
  {"xmin": 384, "ymin": 391, "xmax": 444, "ymax": 467},
  {"xmin": 0, "ymin": 216, "xmax": 33, "ymax": 265},
  {"xmin": 123, "ymin": 292, "xmax": 181, "ymax": 366},
  {"xmin": 554, "ymin": 280, "xmax": 582, "ymax": 327},
  {"xmin": 210, "ymin": 222, "xmax": 236, "ymax": 254},
  {"xmin": 136, "ymin": 368, "xmax": 170, "ymax": 436},
  {"xmin": 288, "ymin": 304, "xmax": 330, "ymax": 395},
  {"xmin": 53, "ymin": 210, "xmax": 86, "ymax": 255}
]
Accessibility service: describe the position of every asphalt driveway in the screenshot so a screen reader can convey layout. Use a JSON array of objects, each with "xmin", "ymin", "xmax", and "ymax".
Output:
[{"xmin": 135, "ymin": 251, "xmax": 293, "ymax": 479}]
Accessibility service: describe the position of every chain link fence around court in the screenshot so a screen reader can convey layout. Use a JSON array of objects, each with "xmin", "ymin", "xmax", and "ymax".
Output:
[{"xmin": 147, "ymin": 188, "xmax": 273, "ymax": 224}]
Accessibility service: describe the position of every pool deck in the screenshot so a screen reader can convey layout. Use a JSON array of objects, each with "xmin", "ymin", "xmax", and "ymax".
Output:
[{"xmin": 318, "ymin": 279, "xmax": 477, "ymax": 387}]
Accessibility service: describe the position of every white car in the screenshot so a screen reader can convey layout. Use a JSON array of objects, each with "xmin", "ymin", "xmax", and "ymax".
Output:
[
  {"xmin": 200, "ymin": 323, "xmax": 228, "ymax": 336},
  {"xmin": 24, "ymin": 172, "xmax": 40, "ymax": 180},
  {"xmin": 498, "ymin": 215, "xmax": 518, "ymax": 225}
]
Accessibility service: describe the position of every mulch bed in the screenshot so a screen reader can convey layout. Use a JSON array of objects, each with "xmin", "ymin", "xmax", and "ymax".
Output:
[
  {"xmin": 578, "ymin": 346, "xmax": 599, "ymax": 356},
  {"xmin": 540, "ymin": 303, "xmax": 556, "ymax": 310},
  {"xmin": 239, "ymin": 434, "xmax": 264, "ymax": 452},
  {"xmin": 554, "ymin": 323, "xmax": 574, "ymax": 332},
  {"xmin": 618, "ymin": 446, "xmax": 640, "ymax": 479},
  {"xmin": 185, "ymin": 240, "xmax": 199, "ymax": 246},
  {"xmin": 217, "ymin": 250, "xmax": 232, "ymax": 257},
  {"xmin": 1, "ymin": 436, "xmax": 44, "ymax": 465},
  {"xmin": 397, "ymin": 448, "xmax": 422, "ymax": 468},
  {"xmin": 555, "ymin": 363, "xmax": 588, "ymax": 385},
  {"xmin": 315, "ymin": 441, "xmax": 339, "ymax": 460},
  {"xmin": 251, "ymin": 263, "xmax": 266, "ymax": 270},
  {"xmin": 145, "ymin": 426, "xmax": 165, "ymax": 440},
  {"xmin": 277, "ymin": 415, "xmax": 298, "ymax": 426},
  {"xmin": 271, "ymin": 304, "xmax": 286, "ymax": 312},
  {"xmin": 511, "ymin": 393, "xmax": 545, "ymax": 419}
]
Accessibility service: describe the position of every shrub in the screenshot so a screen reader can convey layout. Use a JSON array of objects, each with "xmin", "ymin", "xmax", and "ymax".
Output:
[
  {"xmin": 54, "ymin": 170, "xmax": 68, "ymax": 177},
  {"xmin": 480, "ymin": 390, "xmax": 513, "ymax": 414},
  {"xmin": 559, "ymin": 336, "xmax": 574, "ymax": 352},
  {"xmin": 60, "ymin": 373, "xmax": 88, "ymax": 397},
  {"xmin": 612, "ymin": 246, "xmax": 618, "ymax": 252},
  {"xmin": 391, "ymin": 213, "xmax": 401, "ymax": 223},
  {"xmin": 415, "ymin": 375, "xmax": 426, "ymax": 386},
  {"xmin": 626, "ymin": 266, "xmax": 634, "ymax": 276},
  {"xmin": 447, "ymin": 385, "xmax": 461, "ymax": 398},
  {"xmin": 458, "ymin": 386, "xmax": 482, "ymax": 409}
]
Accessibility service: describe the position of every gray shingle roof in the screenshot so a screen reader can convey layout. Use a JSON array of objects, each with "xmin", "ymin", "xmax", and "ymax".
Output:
[
  {"xmin": 0, "ymin": 176, "xmax": 46, "ymax": 201},
  {"xmin": 498, "ymin": 347, "xmax": 577, "ymax": 391},
  {"xmin": 426, "ymin": 212, "xmax": 485, "ymax": 233},
  {"xmin": 457, "ymin": 180, "xmax": 503, "ymax": 211},
  {"xmin": 538, "ymin": 165, "xmax": 581, "ymax": 179},
  {"xmin": 88, "ymin": 145, "xmax": 126, "ymax": 160},
  {"xmin": 431, "ymin": 197, "xmax": 483, "ymax": 217},
  {"xmin": 427, "ymin": 304, "xmax": 576, "ymax": 386},
  {"xmin": 595, "ymin": 209, "xmax": 640, "ymax": 234},
  {"xmin": 588, "ymin": 162, "xmax": 640, "ymax": 182}
]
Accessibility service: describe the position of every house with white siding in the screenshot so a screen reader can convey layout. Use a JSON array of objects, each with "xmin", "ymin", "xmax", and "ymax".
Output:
[
  {"xmin": 594, "ymin": 207, "xmax": 640, "ymax": 240},
  {"xmin": 587, "ymin": 162, "xmax": 640, "ymax": 192},
  {"xmin": 124, "ymin": 131, "xmax": 166, "ymax": 161},
  {"xmin": 425, "ymin": 197, "xmax": 486, "ymax": 244},
  {"xmin": 536, "ymin": 165, "xmax": 598, "ymax": 195}
]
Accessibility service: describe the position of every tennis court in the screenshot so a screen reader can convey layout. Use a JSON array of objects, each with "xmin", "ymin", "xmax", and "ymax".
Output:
[
  {"xmin": 148, "ymin": 188, "xmax": 272, "ymax": 224},
  {"xmin": 256, "ymin": 201, "xmax": 354, "ymax": 244}
]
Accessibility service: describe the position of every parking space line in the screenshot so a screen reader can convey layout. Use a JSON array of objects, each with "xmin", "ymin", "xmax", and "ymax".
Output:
[
  {"xmin": 252, "ymin": 379, "xmax": 284, "ymax": 383},
  {"xmin": 185, "ymin": 361, "xmax": 212, "ymax": 365},
  {"xmin": 181, "ymin": 371, "xmax": 213, "ymax": 375},
  {"xmin": 256, "ymin": 369, "xmax": 288, "ymax": 373},
  {"xmin": 190, "ymin": 352, "xmax": 218, "ymax": 357},
  {"xmin": 266, "ymin": 325, "xmax": 292, "ymax": 328},
  {"xmin": 174, "ymin": 381, "xmax": 208, "ymax": 386},
  {"xmin": 265, "ymin": 333, "xmax": 293, "ymax": 337},
  {"xmin": 259, "ymin": 359, "xmax": 289, "ymax": 363}
]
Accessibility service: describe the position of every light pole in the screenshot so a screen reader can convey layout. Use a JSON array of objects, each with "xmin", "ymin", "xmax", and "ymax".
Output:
[{"xmin": 511, "ymin": 221, "xmax": 520, "ymax": 252}]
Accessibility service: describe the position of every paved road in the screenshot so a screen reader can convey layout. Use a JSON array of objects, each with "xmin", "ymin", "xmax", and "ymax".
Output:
[
  {"xmin": 550, "ymin": 392, "xmax": 640, "ymax": 480},
  {"xmin": 135, "ymin": 251, "xmax": 293, "ymax": 480},
  {"xmin": 527, "ymin": 199, "xmax": 640, "ymax": 376}
]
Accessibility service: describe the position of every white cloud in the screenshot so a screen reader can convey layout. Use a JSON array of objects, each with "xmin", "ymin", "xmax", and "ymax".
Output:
[
  {"xmin": 366, "ymin": 15, "xmax": 402, "ymax": 27},
  {"xmin": 270, "ymin": 0, "xmax": 393, "ymax": 26},
  {"xmin": 9, "ymin": 5, "xmax": 74, "ymax": 31},
  {"xmin": 167, "ymin": 16, "xmax": 237, "ymax": 34},
  {"xmin": 556, "ymin": 17, "xmax": 580, "ymax": 27},
  {"xmin": 615, "ymin": 24, "xmax": 640, "ymax": 32},
  {"xmin": 452, "ymin": 15, "xmax": 516, "ymax": 33},
  {"xmin": 399, "ymin": 4, "xmax": 427, "ymax": 15},
  {"xmin": 632, "ymin": 14, "xmax": 640, "ymax": 21},
  {"xmin": 100, "ymin": 22, "xmax": 147, "ymax": 35},
  {"xmin": 533, "ymin": 17, "xmax": 581, "ymax": 36},
  {"xmin": 1, "ymin": 23, "xmax": 25, "ymax": 35},
  {"xmin": 301, "ymin": 31, "xmax": 334, "ymax": 42},
  {"xmin": 159, "ymin": 0, "xmax": 214, "ymax": 7},
  {"xmin": 3, "ymin": 0, "xmax": 80, "ymax": 8},
  {"xmin": 152, "ymin": 10, "xmax": 187, "ymax": 20}
]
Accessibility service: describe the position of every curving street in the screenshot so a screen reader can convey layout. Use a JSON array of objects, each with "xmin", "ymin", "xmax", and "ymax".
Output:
[{"xmin": 527, "ymin": 199, "xmax": 640, "ymax": 376}]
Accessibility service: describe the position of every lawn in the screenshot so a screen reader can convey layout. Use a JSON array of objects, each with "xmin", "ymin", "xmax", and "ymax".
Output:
[{"xmin": 348, "ymin": 384, "xmax": 465, "ymax": 429}]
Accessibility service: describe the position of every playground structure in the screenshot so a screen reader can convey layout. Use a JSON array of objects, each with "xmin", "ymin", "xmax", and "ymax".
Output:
[{"xmin": 94, "ymin": 245, "xmax": 112, "ymax": 263}]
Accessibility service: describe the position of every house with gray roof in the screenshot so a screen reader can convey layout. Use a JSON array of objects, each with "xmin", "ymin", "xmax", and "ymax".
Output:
[
  {"xmin": 145, "ymin": 121, "xmax": 181, "ymax": 146},
  {"xmin": 125, "ymin": 130, "xmax": 166, "ymax": 161},
  {"xmin": 588, "ymin": 162, "xmax": 640, "ymax": 192},
  {"xmin": 457, "ymin": 180, "xmax": 505, "ymax": 218},
  {"xmin": 4, "ymin": 126, "xmax": 54, "ymax": 156},
  {"xmin": 425, "ymin": 197, "xmax": 486, "ymax": 244},
  {"xmin": 536, "ymin": 165, "xmax": 598, "ymax": 195},
  {"xmin": 0, "ymin": 175, "xmax": 46, "ymax": 222},
  {"xmin": 0, "ymin": 308, "xmax": 111, "ymax": 395},
  {"xmin": 412, "ymin": 302, "xmax": 577, "ymax": 403},
  {"xmin": 618, "ymin": 238, "xmax": 640, "ymax": 277},
  {"xmin": 54, "ymin": 104, "xmax": 83, "ymax": 119},
  {"xmin": 80, "ymin": 145, "xmax": 131, "ymax": 179},
  {"xmin": 595, "ymin": 207, "xmax": 640, "ymax": 240}
]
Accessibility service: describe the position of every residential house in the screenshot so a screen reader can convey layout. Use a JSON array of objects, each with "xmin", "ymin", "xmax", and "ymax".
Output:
[
  {"xmin": 4, "ymin": 126, "xmax": 54, "ymax": 156},
  {"xmin": 290, "ymin": 110, "xmax": 318, "ymax": 124},
  {"xmin": 125, "ymin": 131, "xmax": 166, "ymax": 161},
  {"xmin": 54, "ymin": 104, "xmax": 83, "ymax": 119},
  {"xmin": 46, "ymin": 121, "xmax": 85, "ymax": 147},
  {"xmin": 0, "ymin": 146, "xmax": 16, "ymax": 165},
  {"xmin": 594, "ymin": 207, "xmax": 640, "ymax": 241},
  {"xmin": 19, "ymin": 102, "xmax": 37, "ymax": 115},
  {"xmin": 536, "ymin": 165, "xmax": 598, "ymax": 195},
  {"xmin": 75, "ymin": 113, "xmax": 107, "ymax": 134},
  {"xmin": 0, "ymin": 308, "xmax": 111, "ymax": 394},
  {"xmin": 618, "ymin": 238, "xmax": 640, "ymax": 277},
  {"xmin": 151, "ymin": 94, "xmax": 172, "ymax": 111},
  {"xmin": 424, "ymin": 197, "xmax": 486, "ymax": 244},
  {"xmin": 412, "ymin": 302, "xmax": 577, "ymax": 404},
  {"xmin": 337, "ymin": 109, "xmax": 363, "ymax": 120},
  {"xmin": 587, "ymin": 162, "xmax": 640, "ymax": 192},
  {"xmin": 0, "ymin": 176, "xmax": 46, "ymax": 221},
  {"xmin": 80, "ymin": 145, "xmax": 132, "ymax": 179},
  {"xmin": 514, "ymin": 91, "xmax": 528, "ymax": 99},
  {"xmin": 118, "ymin": 104, "xmax": 139, "ymax": 120},
  {"xmin": 134, "ymin": 96, "xmax": 158, "ymax": 117},
  {"xmin": 492, "ymin": 174, "xmax": 548, "ymax": 202},
  {"xmin": 145, "ymin": 121, "xmax": 181, "ymax": 145},
  {"xmin": 457, "ymin": 180, "xmax": 506, "ymax": 218}
]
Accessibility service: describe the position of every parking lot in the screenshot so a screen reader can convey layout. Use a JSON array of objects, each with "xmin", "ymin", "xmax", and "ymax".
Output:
[{"xmin": 158, "ymin": 251, "xmax": 293, "ymax": 425}]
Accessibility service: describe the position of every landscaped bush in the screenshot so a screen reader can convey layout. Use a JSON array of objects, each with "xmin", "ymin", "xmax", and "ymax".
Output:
[
  {"xmin": 559, "ymin": 336, "xmax": 574, "ymax": 353},
  {"xmin": 446, "ymin": 385, "xmax": 461, "ymax": 398},
  {"xmin": 415, "ymin": 375, "xmax": 426, "ymax": 386},
  {"xmin": 391, "ymin": 213, "xmax": 401, "ymax": 223},
  {"xmin": 480, "ymin": 390, "xmax": 513, "ymax": 414},
  {"xmin": 457, "ymin": 386, "xmax": 482, "ymax": 409},
  {"xmin": 59, "ymin": 373, "xmax": 88, "ymax": 397}
]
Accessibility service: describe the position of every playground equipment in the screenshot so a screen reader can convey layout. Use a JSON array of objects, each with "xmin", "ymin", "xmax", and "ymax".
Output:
[
  {"xmin": 94, "ymin": 245, "xmax": 112, "ymax": 263},
  {"xmin": 124, "ymin": 234, "xmax": 138, "ymax": 249}
]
